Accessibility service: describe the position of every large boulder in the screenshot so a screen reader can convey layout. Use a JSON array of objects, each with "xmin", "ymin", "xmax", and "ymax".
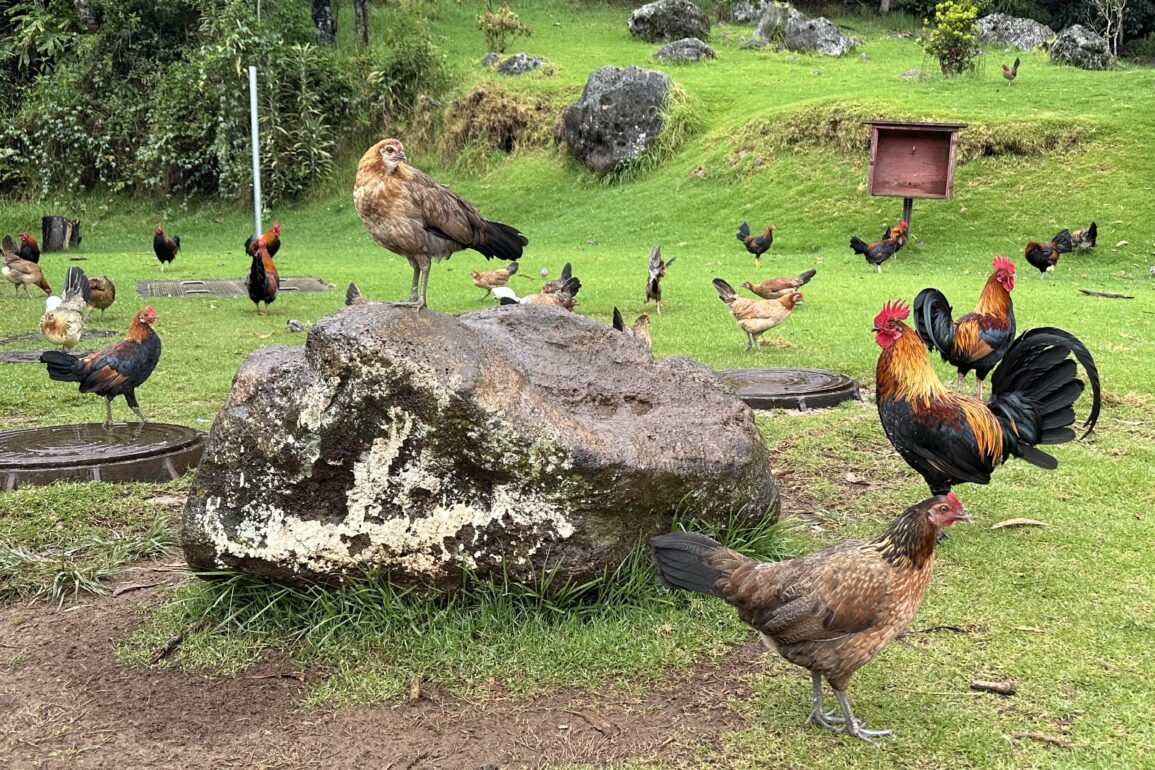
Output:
[
  {"xmin": 755, "ymin": 2, "xmax": 802, "ymax": 43},
  {"xmin": 976, "ymin": 13, "xmax": 1054, "ymax": 51},
  {"xmin": 557, "ymin": 66, "xmax": 671, "ymax": 175},
  {"xmin": 182, "ymin": 304, "xmax": 779, "ymax": 591},
  {"xmin": 628, "ymin": 0, "xmax": 710, "ymax": 43},
  {"xmin": 784, "ymin": 14, "xmax": 851, "ymax": 57},
  {"xmin": 655, "ymin": 37, "xmax": 716, "ymax": 62},
  {"xmin": 1051, "ymin": 24, "xmax": 1112, "ymax": 70},
  {"xmin": 733, "ymin": 0, "xmax": 770, "ymax": 24}
]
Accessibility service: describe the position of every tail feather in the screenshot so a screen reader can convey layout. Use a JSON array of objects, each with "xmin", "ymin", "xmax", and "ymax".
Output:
[
  {"xmin": 560, "ymin": 262, "xmax": 572, "ymax": 282},
  {"xmin": 712, "ymin": 278, "xmax": 737, "ymax": 304},
  {"xmin": 796, "ymin": 268, "xmax": 817, "ymax": 286},
  {"xmin": 650, "ymin": 532, "xmax": 729, "ymax": 597},
  {"xmin": 913, "ymin": 288, "xmax": 955, "ymax": 356},
  {"xmin": 173, "ymin": 235, "xmax": 181, "ymax": 250},
  {"xmin": 558, "ymin": 276, "xmax": 581, "ymax": 298},
  {"xmin": 1052, "ymin": 229, "xmax": 1073, "ymax": 254},
  {"xmin": 506, "ymin": 261, "xmax": 519, "ymax": 277},
  {"xmin": 40, "ymin": 350, "xmax": 82, "ymax": 382},
  {"xmin": 736, "ymin": 222, "xmax": 750, "ymax": 241},
  {"xmin": 476, "ymin": 220, "xmax": 527, "ymax": 262},
  {"xmin": 849, "ymin": 235, "xmax": 869, "ymax": 255},
  {"xmin": 63, "ymin": 266, "xmax": 90, "ymax": 304},
  {"xmin": 498, "ymin": 296, "xmax": 519, "ymax": 306},
  {"xmin": 1086, "ymin": 221, "xmax": 1097, "ymax": 247},
  {"xmin": 612, "ymin": 307, "xmax": 625, "ymax": 332},
  {"xmin": 345, "ymin": 282, "xmax": 364, "ymax": 306}
]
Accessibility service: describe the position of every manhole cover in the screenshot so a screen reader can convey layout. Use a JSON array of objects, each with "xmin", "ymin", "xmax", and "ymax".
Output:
[
  {"xmin": 716, "ymin": 368, "xmax": 861, "ymax": 411},
  {"xmin": 138, "ymin": 277, "xmax": 332, "ymax": 298},
  {"xmin": 0, "ymin": 329, "xmax": 119, "ymax": 346},
  {"xmin": 0, "ymin": 350, "xmax": 47, "ymax": 364},
  {"xmin": 0, "ymin": 423, "xmax": 205, "ymax": 490}
]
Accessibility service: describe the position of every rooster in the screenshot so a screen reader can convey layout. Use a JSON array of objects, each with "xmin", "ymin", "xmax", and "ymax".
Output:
[
  {"xmin": 873, "ymin": 300, "xmax": 1101, "ymax": 496},
  {"xmin": 354, "ymin": 138, "xmax": 527, "ymax": 309},
  {"xmin": 494, "ymin": 275, "xmax": 581, "ymax": 310},
  {"xmin": 612, "ymin": 307, "xmax": 651, "ymax": 350},
  {"xmin": 17, "ymin": 233, "xmax": 40, "ymax": 264},
  {"xmin": 40, "ymin": 306, "xmax": 161, "ymax": 428},
  {"xmin": 471, "ymin": 261, "xmax": 519, "ymax": 300},
  {"xmin": 741, "ymin": 268, "xmax": 816, "ymax": 300},
  {"xmin": 913, "ymin": 257, "xmax": 1016, "ymax": 399},
  {"xmin": 2, "ymin": 235, "xmax": 51, "ymax": 297},
  {"xmin": 246, "ymin": 239, "xmax": 279, "ymax": 315},
  {"xmin": 1002, "ymin": 56, "xmax": 1020, "ymax": 82},
  {"xmin": 541, "ymin": 262, "xmax": 572, "ymax": 295},
  {"xmin": 736, "ymin": 222, "xmax": 775, "ymax": 268},
  {"xmin": 40, "ymin": 267, "xmax": 91, "ymax": 350},
  {"xmin": 645, "ymin": 245, "xmax": 675, "ymax": 314},
  {"xmin": 87, "ymin": 276, "xmax": 116, "ymax": 317},
  {"xmin": 652, "ymin": 494, "xmax": 972, "ymax": 745},
  {"xmin": 245, "ymin": 222, "xmax": 282, "ymax": 258},
  {"xmin": 850, "ymin": 229, "xmax": 903, "ymax": 273},
  {"xmin": 714, "ymin": 278, "xmax": 801, "ymax": 351},
  {"xmin": 1070, "ymin": 221, "xmax": 1097, "ymax": 251},
  {"xmin": 153, "ymin": 226, "xmax": 180, "ymax": 272},
  {"xmin": 1024, "ymin": 229, "xmax": 1073, "ymax": 277},
  {"xmin": 882, "ymin": 220, "xmax": 910, "ymax": 258}
]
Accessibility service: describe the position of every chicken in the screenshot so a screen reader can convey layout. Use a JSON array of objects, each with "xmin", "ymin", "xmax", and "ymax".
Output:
[
  {"xmin": 741, "ymin": 268, "xmax": 816, "ymax": 300},
  {"xmin": 612, "ymin": 307, "xmax": 652, "ymax": 350},
  {"xmin": 645, "ymin": 245, "xmax": 675, "ymax": 314},
  {"xmin": 40, "ymin": 306, "xmax": 161, "ymax": 428},
  {"xmin": 345, "ymin": 282, "xmax": 368, "ymax": 306},
  {"xmin": 1024, "ymin": 229, "xmax": 1073, "ymax": 277},
  {"xmin": 1070, "ymin": 221, "xmax": 1097, "ymax": 251},
  {"xmin": 494, "ymin": 275, "xmax": 581, "ymax": 310},
  {"xmin": 541, "ymin": 262, "xmax": 572, "ymax": 294},
  {"xmin": 40, "ymin": 267, "xmax": 91, "ymax": 350},
  {"xmin": 713, "ymin": 278, "xmax": 801, "ymax": 351},
  {"xmin": 354, "ymin": 138, "xmax": 527, "ymax": 309},
  {"xmin": 736, "ymin": 222, "xmax": 776, "ymax": 268},
  {"xmin": 882, "ymin": 220, "xmax": 910, "ymax": 258},
  {"xmin": 1002, "ymin": 57, "xmax": 1020, "ymax": 82},
  {"xmin": 87, "ymin": 276, "xmax": 116, "ymax": 317},
  {"xmin": 913, "ymin": 257, "xmax": 1016, "ymax": 399},
  {"xmin": 651, "ymin": 493, "xmax": 972, "ymax": 746},
  {"xmin": 850, "ymin": 229, "xmax": 903, "ymax": 273},
  {"xmin": 246, "ymin": 239, "xmax": 279, "ymax": 315},
  {"xmin": 471, "ymin": 261, "xmax": 519, "ymax": 299},
  {"xmin": 2, "ymin": 235, "xmax": 51, "ymax": 297},
  {"xmin": 17, "ymin": 233, "xmax": 40, "ymax": 264},
  {"xmin": 153, "ymin": 226, "xmax": 180, "ymax": 272},
  {"xmin": 873, "ymin": 300, "xmax": 1101, "ymax": 496},
  {"xmin": 245, "ymin": 222, "xmax": 282, "ymax": 258}
]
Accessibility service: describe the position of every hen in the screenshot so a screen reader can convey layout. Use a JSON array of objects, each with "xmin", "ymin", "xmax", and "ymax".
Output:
[
  {"xmin": 245, "ymin": 223, "xmax": 282, "ymax": 258},
  {"xmin": 612, "ymin": 307, "xmax": 652, "ymax": 350},
  {"xmin": 850, "ymin": 229, "xmax": 903, "ymax": 273},
  {"xmin": 913, "ymin": 256, "xmax": 1016, "ymax": 399},
  {"xmin": 742, "ymin": 268, "xmax": 816, "ymax": 300},
  {"xmin": 153, "ymin": 226, "xmax": 181, "ymax": 272},
  {"xmin": 87, "ymin": 276, "xmax": 116, "ymax": 317},
  {"xmin": 652, "ymin": 494, "xmax": 971, "ymax": 745},
  {"xmin": 40, "ymin": 306, "xmax": 161, "ymax": 428},
  {"xmin": 1024, "ymin": 229, "xmax": 1072, "ymax": 277},
  {"xmin": 1002, "ymin": 57, "xmax": 1020, "ymax": 82},
  {"xmin": 1070, "ymin": 221, "xmax": 1097, "ymax": 251},
  {"xmin": 873, "ymin": 300, "xmax": 1101, "ymax": 496},
  {"xmin": 354, "ymin": 138, "xmax": 527, "ymax": 309},
  {"xmin": 2, "ymin": 235, "xmax": 51, "ymax": 297},
  {"xmin": 541, "ymin": 262, "xmax": 573, "ymax": 295},
  {"xmin": 40, "ymin": 267, "xmax": 91, "ymax": 350},
  {"xmin": 736, "ymin": 222, "xmax": 776, "ymax": 268},
  {"xmin": 713, "ymin": 278, "xmax": 801, "ymax": 351},
  {"xmin": 494, "ymin": 275, "xmax": 581, "ymax": 310},
  {"xmin": 471, "ymin": 261, "xmax": 519, "ymax": 299},
  {"xmin": 17, "ymin": 233, "xmax": 40, "ymax": 264},
  {"xmin": 246, "ymin": 239, "xmax": 279, "ymax": 315},
  {"xmin": 645, "ymin": 245, "xmax": 675, "ymax": 314}
]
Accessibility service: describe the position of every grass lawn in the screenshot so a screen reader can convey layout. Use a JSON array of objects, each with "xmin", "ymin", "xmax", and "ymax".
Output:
[{"xmin": 2, "ymin": 3, "xmax": 1155, "ymax": 767}]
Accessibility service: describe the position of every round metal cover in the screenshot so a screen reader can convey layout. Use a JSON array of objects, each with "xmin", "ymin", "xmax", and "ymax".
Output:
[
  {"xmin": 0, "ymin": 423, "xmax": 205, "ymax": 490},
  {"xmin": 716, "ymin": 368, "xmax": 860, "ymax": 411}
]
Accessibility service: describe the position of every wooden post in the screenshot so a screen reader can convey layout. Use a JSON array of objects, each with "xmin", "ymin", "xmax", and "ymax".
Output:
[{"xmin": 41, "ymin": 216, "xmax": 82, "ymax": 252}]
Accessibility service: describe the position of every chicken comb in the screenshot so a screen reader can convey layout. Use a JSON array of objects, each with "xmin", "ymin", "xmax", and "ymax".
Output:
[
  {"xmin": 993, "ymin": 256, "xmax": 1015, "ymax": 274},
  {"xmin": 873, "ymin": 300, "xmax": 910, "ymax": 328},
  {"xmin": 946, "ymin": 491, "xmax": 961, "ymax": 508}
]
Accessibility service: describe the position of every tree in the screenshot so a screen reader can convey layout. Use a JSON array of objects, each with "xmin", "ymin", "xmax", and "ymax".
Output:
[
  {"xmin": 311, "ymin": 0, "xmax": 336, "ymax": 44},
  {"xmin": 880, "ymin": 0, "xmax": 891, "ymax": 15},
  {"xmin": 354, "ymin": 0, "xmax": 369, "ymax": 46},
  {"xmin": 1090, "ymin": 0, "xmax": 1127, "ymax": 58}
]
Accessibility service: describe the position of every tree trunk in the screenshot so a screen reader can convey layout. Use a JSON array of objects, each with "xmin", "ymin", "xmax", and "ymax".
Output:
[
  {"xmin": 311, "ymin": 0, "xmax": 336, "ymax": 45},
  {"xmin": 41, "ymin": 216, "xmax": 82, "ymax": 252},
  {"xmin": 74, "ymin": 0, "xmax": 99, "ymax": 31},
  {"xmin": 879, "ymin": 0, "xmax": 890, "ymax": 14},
  {"xmin": 354, "ymin": 0, "xmax": 370, "ymax": 46}
]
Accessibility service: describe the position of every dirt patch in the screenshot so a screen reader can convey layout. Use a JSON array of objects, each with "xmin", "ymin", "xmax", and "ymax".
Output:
[{"xmin": 0, "ymin": 567, "xmax": 767, "ymax": 770}]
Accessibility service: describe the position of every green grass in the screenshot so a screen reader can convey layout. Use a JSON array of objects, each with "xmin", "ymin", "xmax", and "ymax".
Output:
[{"xmin": 3, "ymin": 2, "xmax": 1155, "ymax": 765}]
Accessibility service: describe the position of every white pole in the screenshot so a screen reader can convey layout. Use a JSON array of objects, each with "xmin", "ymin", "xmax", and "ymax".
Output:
[{"xmin": 248, "ymin": 65, "xmax": 263, "ymax": 238}]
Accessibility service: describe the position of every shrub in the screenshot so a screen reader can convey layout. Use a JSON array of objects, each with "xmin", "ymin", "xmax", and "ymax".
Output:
[
  {"xmin": 477, "ymin": 2, "xmax": 532, "ymax": 54},
  {"xmin": 922, "ymin": 0, "xmax": 981, "ymax": 76}
]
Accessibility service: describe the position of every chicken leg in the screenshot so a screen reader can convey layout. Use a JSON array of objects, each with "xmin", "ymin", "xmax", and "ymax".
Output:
[
  {"xmin": 804, "ymin": 671, "xmax": 846, "ymax": 730},
  {"xmin": 102, "ymin": 398, "xmax": 113, "ymax": 429},
  {"xmin": 833, "ymin": 690, "xmax": 893, "ymax": 746}
]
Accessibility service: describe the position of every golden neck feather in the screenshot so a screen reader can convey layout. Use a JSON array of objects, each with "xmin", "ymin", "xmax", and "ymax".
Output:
[{"xmin": 877, "ymin": 323, "xmax": 948, "ymax": 402}]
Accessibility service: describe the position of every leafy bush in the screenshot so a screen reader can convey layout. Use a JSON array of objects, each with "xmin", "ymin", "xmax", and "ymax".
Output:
[
  {"xmin": 922, "ymin": 0, "xmax": 981, "ymax": 76},
  {"xmin": 1126, "ymin": 30, "xmax": 1155, "ymax": 57},
  {"xmin": 477, "ymin": 2, "xmax": 532, "ymax": 53},
  {"xmin": 992, "ymin": 0, "xmax": 1051, "ymax": 25}
]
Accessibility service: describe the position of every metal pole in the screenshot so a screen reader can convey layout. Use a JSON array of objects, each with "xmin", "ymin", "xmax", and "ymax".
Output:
[{"xmin": 248, "ymin": 66, "xmax": 263, "ymax": 238}]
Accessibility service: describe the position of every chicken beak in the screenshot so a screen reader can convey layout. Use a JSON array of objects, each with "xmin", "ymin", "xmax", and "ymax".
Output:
[
  {"xmin": 955, "ymin": 511, "xmax": 974, "ymax": 524},
  {"xmin": 398, "ymin": 150, "xmax": 408, "ymax": 162},
  {"xmin": 870, "ymin": 325, "xmax": 880, "ymax": 333}
]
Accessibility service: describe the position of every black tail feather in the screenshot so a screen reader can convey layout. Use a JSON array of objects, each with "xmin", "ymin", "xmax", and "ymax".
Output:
[
  {"xmin": 612, "ymin": 307, "xmax": 625, "ymax": 332},
  {"xmin": 40, "ymin": 350, "xmax": 82, "ymax": 382},
  {"xmin": 559, "ymin": 262, "xmax": 572, "ymax": 282},
  {"xmin": 1086, "ymin": 221, "xmax": 1097, "ymax": 247},
  {"xmin": 712, "ymin": 278, "xmax": 737, "ymax": 303},
  {"xmin": 650, "ymin": 532, "xmax": 727, "ymax": 597},
  {"xmin": 736, "ymin": 222, "xmax": 750, "ymax": 241},
  {"xmin": 796, "ymin": 268, "xmax": 817, "ymax": 286},
  {"xmin": 345, "ymin": 282, "xmax": 364, "ymax": 306},
  {"xmin": 913, "ymin": 287, "xmax": 954, "ymax": 356},
  {"xmin": 477, "ymin": 220, "xmax": 527, "ymax": 262},
  {"xmin": 1052, "ymin": 229, "xmax": 1073, "ymax": 254},
  {"xmin": 849, "ymin": 235, "xmax": 869, "ymax": 255}
]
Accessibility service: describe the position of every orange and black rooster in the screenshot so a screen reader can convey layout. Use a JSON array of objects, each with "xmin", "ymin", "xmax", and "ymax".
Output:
[
  {"xmin": 17, "ymin": 233, "xmax": 40, "ymax": 264},
  {"xmin": 246, "ymin": 239, "xmax": 279, "ymax": 315},
  {"xmin": 736, "ymin": 222, "xmax": 776, "ymax": 268},
  {"xmin": 850, "ymin": 228, "xmax": 903, "ymax": 273},
  {"xmin": 1024, "ymin": 229, "xmax": 1072, "ymax": 277},
  {"xmin": 245, "ymin": 222, "xmax": 282, "ymax": 258},
  {"xmin": 882, "ymin": 220, "xmax": 910, "ymax": 257},
  {"xmin": 153, "ymin": 226, "xmax": 180, "ymax": 272},
  {"xmin": 873, "ymin": 301, "xmax": 1100, "ymax": 496},
  {"xmin": 913, "ymin": 256, "xmax": 1016, "ymax": 399},
  {"xmin": 40, "ymin": 306, "xmax": 162, "ymax": 428},
  {"xmin": 1002, "ymin": 57, "xmax": 1020, "ymax": 83}
]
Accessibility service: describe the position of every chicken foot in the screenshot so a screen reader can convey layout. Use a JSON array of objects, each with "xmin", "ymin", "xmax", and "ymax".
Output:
[
  {"xmin": 804, "ymin": 672, "xmax": 846, "ymax": 730},
  {"xmin": 833, "ymin": 690, "xmax": 893, "ymax": 746}
]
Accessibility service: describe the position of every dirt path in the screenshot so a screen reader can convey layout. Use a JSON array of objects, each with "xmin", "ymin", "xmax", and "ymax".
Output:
[{"xmin": 1, "ymin": 570, "xmax": 765, "ymax": 770}]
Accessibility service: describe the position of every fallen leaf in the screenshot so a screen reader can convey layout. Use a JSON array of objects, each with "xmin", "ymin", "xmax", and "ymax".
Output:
[
  {"xmin": 1008, "ymin": 731, "xmax": 1072, "ymax": 749},
  {"xmin": 251, "ymin": 332, "xmax": 273, "ymax": 339},
  {"xmin": 991, "ymin": 518, "xmax": 1048, "ymax": 529},
  {"xmin": 407, "ymin": 676, "xmax": 421, "ymax": 703},
  {"xmin": 111, "ymin": 582, "xmax": 160, "ymax": 597},
  {"xmin": 1116, "ymin": 240, "xmax": 1128, "ymax": 247},
  {"xmin": 845, "ymin": 472, "xmax": 870, "ymax": 486}
]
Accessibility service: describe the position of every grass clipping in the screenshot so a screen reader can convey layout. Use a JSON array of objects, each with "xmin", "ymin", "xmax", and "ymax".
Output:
[{"xmin": 731, "ymin": 101, "xmax": 1095, "ymax": 168}]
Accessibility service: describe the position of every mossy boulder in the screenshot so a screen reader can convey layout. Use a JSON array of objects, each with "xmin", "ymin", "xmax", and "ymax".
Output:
[{"xmin": 182, "ymin": 304, "xmax": 779, "ymax": 591}]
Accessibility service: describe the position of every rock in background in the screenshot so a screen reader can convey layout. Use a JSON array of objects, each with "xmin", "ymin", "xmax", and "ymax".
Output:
[
  {"xmin": 755, "ymin": 1, "xmax": 802, "ymax": 44},
  {"xmin": 628, "ymin": 0, "xmax": 710, "ymax": 43},
  {"xmin": 182, "ymin": 304, "xmax": 779, "ymax": 591},
  {"xmin": 976, "ymin": 13, "xmax": 1054, "ymax": 51},
  {"xmin": 1051, "ymin": 24, "xmax": 1112, "ymax": 70},
  {"xmin": 557, "ymin": 66, "xmax": 671, "ymax": 175},
  {"xmin": 655, "ymin": 37, "xmax": 716, "ymax": 63},
  {"xmin": 732, "ymin": 0, "xmax": 770, "ymax": 24},
  {"xmin": 785, "ymin": 14, "xmax": 852, "ymax": 57},
  {"xmin": 496, "ymin": 52, "xmax": 546, "ymax": 76}
]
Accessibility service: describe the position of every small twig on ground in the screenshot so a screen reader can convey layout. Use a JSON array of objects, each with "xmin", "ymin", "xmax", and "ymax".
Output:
[
  {"xmin": 564, "ymin": 709, "xmax": 619, "ymax": 737},
  {"xmin": 149, "ymin": 618, "xmax": 209, "ymax": 664},
  {"xmin": 918, "ymin": 624, "xmax": 973, "ymax": 634},
  {"xmin": 1079, "ymin": 289, "xmax": 1134, "ymax": 299},
  {"xmin": 971, "ymin": 680, "xmax": 1017, "ymax": 696},
  {"xmin": 1008, "ymin": 731, "xmax": 1073, "ymax": 748},
  {"xmin": 111, "ymin": 582, "xmax": 161, "ymax": 597}
]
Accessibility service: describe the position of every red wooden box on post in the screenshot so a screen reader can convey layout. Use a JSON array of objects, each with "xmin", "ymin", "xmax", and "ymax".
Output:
[{"xmin": 865, "ymin": 120, "xmax": 966, "ymax": 227}]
